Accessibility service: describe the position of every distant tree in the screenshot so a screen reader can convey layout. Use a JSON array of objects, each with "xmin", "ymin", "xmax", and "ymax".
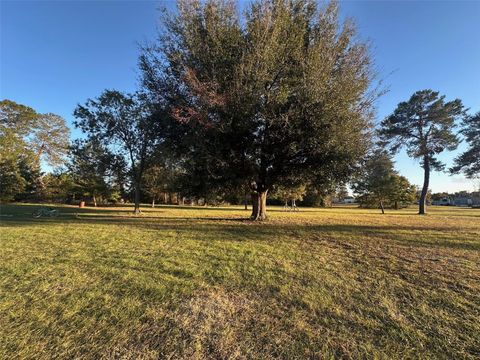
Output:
[
  {"xmin": 0, "ymin": 100, "xmax": 70, "ymax": 167},
  {"xmin": 43, "ymin": 172, "xmax": 76, "ymax": 203},
  {"xmin": 389, "ymin": 175, "xmax": 417, "ymax": 210},
  {"xmin": 0, "ymin": 100, "xmax": 70, "ymax": 201},
  {"xmin": 74, "ymin": 90, "xmax": 163, "ymax": 213},
  {"xmin": 0, "ymin": 99, "xmax": 37, "ymax": 136},
  {"xmin": 273, "ymin": 184, "xmax": 307, "ymax": 208},
  {"xmin": 17, "ymin": 156, "xmax": 44, "ymax": 201},
  {"xmin": 379, "ymin": 90, "xmax": 465, "ymax": 214},
  {"xmin": 0, "ymin": 129, "xmax": 26, "ymax": 201},
  {"xmin": 352, "ymin": 150, "xmax": 415, "ymax": 213},
  {"xmin": 0, "ymin": 161, "xmax": 26, "ymax": 202},
  {"xmin": 416, "ymin": 188, "xmax": 432, "ymax": 206},
  {"xmin": 352, "ymin": 150, "xmax": 395, "ymax": 213},
  {"xmin": 335, "ymin": 185, "xmax": 349, "ymax": 202},
  {"xmin": 143, "ymin": 165, "xmax": 169, "ymax": 207},
  {"xmin": 0, "ymin": 127, "xmax": 41, "ymax": 201},
  {"xmin": 68, "ymin": 139, "xmax": 115, "ymax": 206},
  {"xmin": 431, "ymin": 192, "xmax": 450, "ymax": 202},
  {"xmin": 141, "ymin": 0, "xmax": 379, "ymax": 220},
  {"xmin": 33, "ymin": 113, "xmax": 70, "ymax": 166},
  {"xmin": 451, "ymin": 111, "xmax": 480, "ymax": 179}
]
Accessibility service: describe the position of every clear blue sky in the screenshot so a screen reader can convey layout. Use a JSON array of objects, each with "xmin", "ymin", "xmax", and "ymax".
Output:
[{"xmin": 1, "ymin": 0, "xmax": 479, "ymax": 193}]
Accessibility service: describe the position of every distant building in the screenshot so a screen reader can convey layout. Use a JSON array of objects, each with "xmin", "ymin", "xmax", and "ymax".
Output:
[{"xmin": 452, "ymin": 196, "xmax": 480, "ymax": 207}]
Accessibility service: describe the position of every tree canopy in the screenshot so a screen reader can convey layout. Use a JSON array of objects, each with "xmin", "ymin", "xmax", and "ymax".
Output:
[
  {"xmin": 74, "ymin": 90, "xmax": 163, "ymax": 213},
  {"xmin": 451, "ymin": 111, "xmax": 480, "ymax": 179},
  {"xmin": 140, "ymin": 0, "xmax": 379, "ymax": 220},
  {"xmin": 0, "ymin": 99, "xmax": 70, "ymax": 201},
  {"xmin": 352, "ymin": 150, "xmax": 416, "ymax": 213},
  {"xmin": 379, "ymin": 90, "xmax": 465, "ymax": 214},
  {"xmin": 0, "ymin": 99, "xmax": 70, "ymax": 167}
]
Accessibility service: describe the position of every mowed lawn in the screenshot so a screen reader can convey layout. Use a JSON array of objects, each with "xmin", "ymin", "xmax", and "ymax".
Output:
[{"xmin": 0, "ymin": 204, "xmax": 479, "ymax": 359}]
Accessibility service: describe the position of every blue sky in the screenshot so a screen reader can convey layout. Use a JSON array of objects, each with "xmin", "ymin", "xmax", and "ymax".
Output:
[{"xmin": 1, "ymin": 0, "xmax": 479, "ymax": 192}]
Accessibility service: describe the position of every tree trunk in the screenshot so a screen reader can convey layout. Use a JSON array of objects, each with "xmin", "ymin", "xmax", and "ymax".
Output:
[
  {"xmin": 152, "ymin": 199, "xmax": 155, "ymax": 208},
  {"xmin": 380, "ymin": 201, "xmax": 385, "ymax": 214},
  {"xmin": 134, "ymin": 182, "xmax": 141, "ymax": 214},
  {"xmin": 93, "ymin": 195, "xmax": 97, "ymax": 207},
  {"xmin": 419, "ymin": 157, "xmax": 430, "ymax": 215},
  {"xmin": 394, "ymin": 201, "xmax": 399, "ymax": 210},
  {"xmin": 244, "ymin": 191, "xmax": 248, "ymax": 210},
  {"xmin": 250, "ymin": 190, "xmax": 268, "ymax": 220}
]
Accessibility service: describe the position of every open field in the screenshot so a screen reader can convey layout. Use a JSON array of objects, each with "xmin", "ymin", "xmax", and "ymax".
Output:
[{"xmin": 0, "ymin": 203, "xmax": 479, "ymax": 359}]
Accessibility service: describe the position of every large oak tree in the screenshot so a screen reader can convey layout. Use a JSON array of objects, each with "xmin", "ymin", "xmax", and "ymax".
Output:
[{"xmin": 141, "ymin": 0, "xmax": 378, "ymax": 220}]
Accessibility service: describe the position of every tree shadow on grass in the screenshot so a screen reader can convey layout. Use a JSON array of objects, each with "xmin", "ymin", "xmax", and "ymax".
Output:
[{"xmin": 2, "ymin": 209, "xmax": 478, "ymax": 252}]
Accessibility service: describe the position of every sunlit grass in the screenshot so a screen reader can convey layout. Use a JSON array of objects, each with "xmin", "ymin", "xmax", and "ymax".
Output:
[{"xmin": 1, "ymin": 203, "xmax": 479, "ymax": 359}]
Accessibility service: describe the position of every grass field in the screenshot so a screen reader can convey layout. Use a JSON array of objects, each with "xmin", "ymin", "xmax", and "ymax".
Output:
[{"xmin": 0, "ymin": 203, "xmax": 479, "ymax": 359}]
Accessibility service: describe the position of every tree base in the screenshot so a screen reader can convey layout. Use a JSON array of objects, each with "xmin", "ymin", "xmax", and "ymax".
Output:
[
  {"xmin": 249, "ymin": 214, "xmax": 267, "ymax": 221},
  {"xmin": 250, "ymin": 190, "xmax": 267, "ymax": 221}
]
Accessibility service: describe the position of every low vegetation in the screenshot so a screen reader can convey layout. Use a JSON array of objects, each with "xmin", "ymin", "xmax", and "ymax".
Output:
[{"xmin": 1, "ymin": 204, "xmax": 479, "ymax": 359}]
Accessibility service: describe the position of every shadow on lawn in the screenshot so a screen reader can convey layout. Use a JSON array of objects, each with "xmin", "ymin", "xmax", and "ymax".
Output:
[{"xmin": 1, "ymin": 206, "xmax": 478, "ymax": 252}]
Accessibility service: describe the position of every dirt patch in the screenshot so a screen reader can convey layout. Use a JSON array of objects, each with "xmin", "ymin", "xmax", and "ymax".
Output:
[{"xmin": 106, "ymin": 288, "xmax": 265, "ymax": 360}]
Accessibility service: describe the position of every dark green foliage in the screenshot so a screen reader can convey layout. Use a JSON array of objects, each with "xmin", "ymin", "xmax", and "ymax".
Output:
[
  {"xmin": 379, "ymin": 90, "xmax": 465, "ymax": 214},
  {"xmin": 0, "ymin": 99, "xmax": 70, "ymax": 167},
  {"xmin": 0, "ymin": 127, "xmax": 41, "ymax": 202},
  {"xmin": 42, "ymin": 172, "xmax": 76, "ymax": 203},
  {"xmin": 140, "ymin": 0, "xmax": 378, "ymax": 219},
  {"xmin": 272, "ymin": 184, "xmax": 306, "ymax": 204},
  {"xmin": 74, "ymin": 90, "xmax": 164, "ymax": 213},
  {"xmin": 0, "ymin": 99, "xmax": 37, "ymax": 137},
  {"xmin": 0, "ymin": 159, "xmax": 26, "ymax": 202},
  {"xmin": 352, "ymin": 150, "xmax": 416, "ymax": 211},
  {"xmin": 0, "ymin": 99, "xmax": 70, "ymax": 201},
  {"xmin": 68, "ymin": 139, "xmax": 119, "ymax": 205},
  {"xmin": 451, "ymin": 111, "xmax": 480, "ymax": 178}
]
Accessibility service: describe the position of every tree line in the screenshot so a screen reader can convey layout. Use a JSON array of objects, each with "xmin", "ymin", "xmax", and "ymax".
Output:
[{"xmin": 1, "ymin": 0, "xmax": 479, "ymax": 219}]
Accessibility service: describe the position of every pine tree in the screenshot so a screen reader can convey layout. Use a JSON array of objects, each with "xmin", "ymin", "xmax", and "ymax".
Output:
[{"xmin": 379, "ymin": 90, "xmax": 465, "ymax": 214}]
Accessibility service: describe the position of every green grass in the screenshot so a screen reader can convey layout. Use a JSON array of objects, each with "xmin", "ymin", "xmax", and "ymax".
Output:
[{"xmin": 1, "ymin": 203, "xmax": 479, "ymax": 359}]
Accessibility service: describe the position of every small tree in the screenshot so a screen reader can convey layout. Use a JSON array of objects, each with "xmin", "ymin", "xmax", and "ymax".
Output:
[
  {"xmin": 352, "ymin": 150, "xmax": 396, "ymax": 213},
  {"xmin": 69, "ymin": 139, "xmax": 114, "ymax": 206},
  {"xmin": 273, "ymin": 184, "xmax": 307, "ymax": 207},
  {"xmin": 451, "ymin": 111, "xmax": 480, "ymax": 179},
  {"xmin": 43, "ymin": 172, "xmax": 76, "ymax": 203},
  {"xmin": 74, "ymin": 91, "xmax": 163, "ymax": 214},
  {"xmin": 389, "ymin": 175, "xmax": 417, "ymax": 210},
  {"xmin": 335, "ymin": 185, "xmax": 349, "ymax": 203},
  {"xmin": 0, "ymin": 158, "xmax": 26, "ymax": 202},
  {"xmin": 143, "ymin": 165, "xmax": 169, "ymax": 207},
  {"xmin": 352, "ymin": 150, "xmax": 415, "ymax": 213},
  {"xmin": 379, "ymin": 90, "xmax": 465, "ymax": 214}
]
